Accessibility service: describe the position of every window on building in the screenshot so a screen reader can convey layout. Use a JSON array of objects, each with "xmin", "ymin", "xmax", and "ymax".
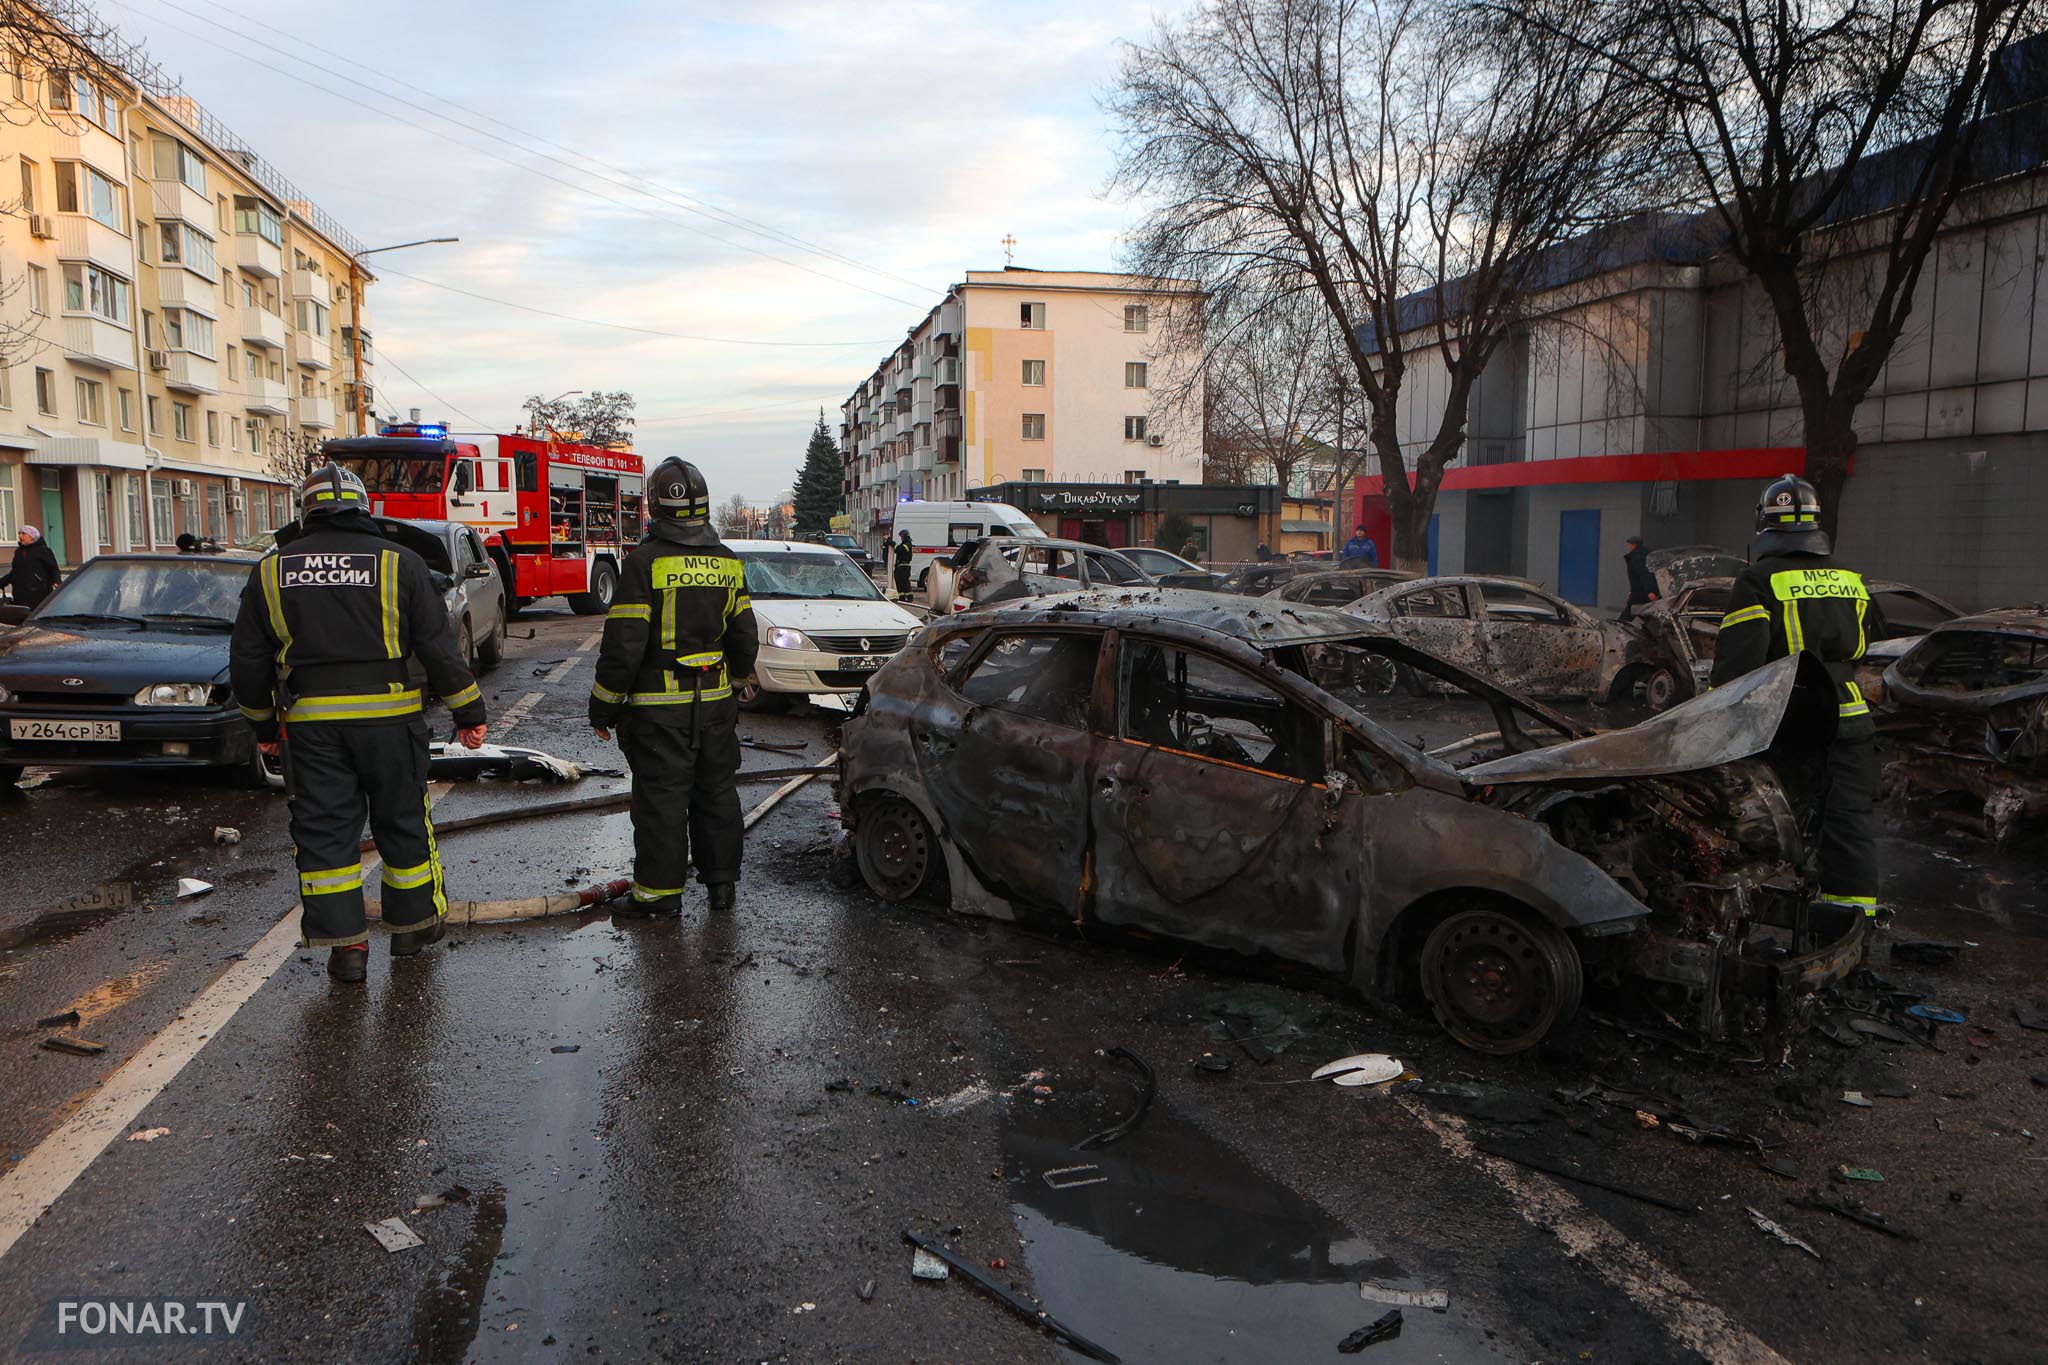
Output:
[
  {"xmin": 295, "ymin": 298, "xmax": 328, "ymax": 336},
  {"xmin": 1124, "ymin": 304, "xmax": 1148, "ymax": 333},
  {"xmin": 206, "ymin": 410, "xmax": 220, "ymax": 447},
  {"xmin": 61, "ymin": 263, "xmax": 131, "ymax": 324},
  {"xmin": 54, "ymin": 161, "xmax": 122, "ymax": 230},
  {"xmin": 150, "ymin": 478, "xmax": 173, "ymax": 544},
  {"xmin": 34, "ymin": 367, "xmax": 55, "ymax": 415},
  {"xmin": 252, "ymin": 485, "xmax": 275, "ymax": 534},
  {"xmin": 229, "ymin": 416, "xmax": 241, "ymax": 450},
  {"xmin": 246, "ymin": 418, "xmax": 263, "ymax": 453},
  {"xmin": 1021, "ymin": 413, "xmax": 1045, "ymax": 441},
  {"xmin": 125, "ymin": 474, "xmax": 145, "ymax": 546},
  {"xmin": 146, "ymin": 394, "xmax": 162, "ymax": 433},
  {"xmin": 241, "ymin": 280, "xmax": 256, "ymax": 308},
  {"xmin": 46, "ymin": 72, "xmax": 70, "ymax": 110},
  {"xmin": 1021, "ymin": 359, "xmax": 1045, "ymax": 386},
  {"xmin": 173, "ymin": 402, "xmax": 194, "ymax": 442},
  {"xmin": 232, "ymin": 485, "xmax": 249, "ymax": 542},
  {"xmin": 1020, "ymin": 301, "xmax": 1045, "ymax": 329},
  {"xmin": 1124, "ymin": 415, "xmax": 1148, "ymax": 441},
  {"xmin": 1124, "ymin": 469, "xmax": 1147, "ymax": 484},
  {"xmin": 204, "ymin": 482, "xmax": 224, "ymax": 538},
  {"xmin": 70, "ymin": 75, "xmax": 117, "ymax": 134},
  {"xmin": 17, "ymin": 156, "xmax": 34, "ymax": 213},
  {"xmin": 74, "ymin": 377, "xmax": 104, "ymax": 425},
  {"xmin": 1022, "ymin": 468, "xmax": 1046, "ymax": 482},
  {"xmin": 232, "ymin": 196, "xmax": 283, "ymax": 245},
  {"xmin": 93, "ymin": 472, "xmax": 112, "ymax": 547},
  {"xmin": 164, "ymin": 309, "xmax": 215, "ymax": 358},
  {"xmin": 26, "ymin": 264, "xmax": 47, "ymax": 315},
  {"xmin": 159, "ymin": 221, "xmax": 218, "ymax": 277},
  {"xmin": 0, "ymin": 463, "xmax": 15, "ymax": 539},
  {"xmin": 150, "ymin": 135, "xmax": 207, "ymax": 194},
  {"xmin": 0, "ymin": 365, "xmax": 10, "ymax": 409},
  {"xmin": 1125, "ymin": 362, "xmax": 1148, "ymax": 389}
]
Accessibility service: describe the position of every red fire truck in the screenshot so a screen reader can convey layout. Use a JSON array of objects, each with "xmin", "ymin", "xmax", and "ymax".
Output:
[{"xmin": 323, "ymin": 425, "xmax": 646, "ymax": 615}]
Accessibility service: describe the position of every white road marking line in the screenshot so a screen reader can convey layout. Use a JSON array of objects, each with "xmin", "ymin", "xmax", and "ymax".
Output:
[
  {"xmin": 1397, "ymin": 1098, "xmax": 1792, "ymax": 1365},
  {"xmin": 0, "ymin": 910, "xmax": 303, "ymax": 1262},
  {"xmin": 495, "ymin": 690, "xmax": 546, "ymax": 732},
  {"xmin": 544, "ymin": 655, "xmax": 584, "ymax": 685},
  {"xmin": 575, "ymin": 632, "xmax": 602, "ymax": 654}
]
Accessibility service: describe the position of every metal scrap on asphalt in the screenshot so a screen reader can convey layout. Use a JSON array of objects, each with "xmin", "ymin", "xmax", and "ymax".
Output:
[
  {"xmin": 1746, "ymin": 1205, "xmax": 1821, "ymax": 1259},
  {"xmin": 365, "ymin": 1217, "xmax": 424, "ymax": 1253}
]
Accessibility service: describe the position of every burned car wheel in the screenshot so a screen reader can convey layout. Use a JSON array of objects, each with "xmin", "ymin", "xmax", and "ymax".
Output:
[
  {"xmin": 1639, "ymin": 665, "xmax": 1681, "ymax": 712},
  {"xmin": 1420, "ymin": 908, "xmax": 1582, "ymax": 1055},
  {"xmin": 854, "ymin": 795, "xmax": 935, "ymax": 902}
]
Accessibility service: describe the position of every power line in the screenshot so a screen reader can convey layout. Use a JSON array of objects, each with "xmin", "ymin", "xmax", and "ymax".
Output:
[
  {"xmin": 114, "ymin": 0, "xmax": 929, "ymax": 309},
  {"xmin": 636, "ymin": 397, "xmax": 830, "ymax": 425},
  {"xmin": 371, "ymin": 345, "xmax": 494, "ymax": 432}
]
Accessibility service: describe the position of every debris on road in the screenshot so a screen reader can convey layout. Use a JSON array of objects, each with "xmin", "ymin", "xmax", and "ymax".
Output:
[
  {"xmin": 1312, "ymin": 1053, "xmax": 1404, "ymax": 1087},
  {"xmin": 365, "ymin": 1217, "xmax": 425, "ymax": 1253},
  {"xmin": 126, "ymin": 1127, "xmax": 170, "ymax": 1142},
  {"xmin": 1788, "ymin": 1194, "xmax": 1915, "ymax": 1240},
  {"xmin": 428, "ymin": 741, "xmax": 613, "ymax": 784},
  {"xmin": 1832, "ymin": 1165, "xmax": 1886, "ymax": 1184},
  {"xmin": 1746, "ymin": 1205, "xmax": 1821, "ymax": 1259},
  {"xmin": 1906, "ymin": 1004, "xmax": 1965, "ymax": 1025},
  {"xmin": 1075, "ymin": 1046, "xmax": 1154, "ymax": 1151},
  {"xmin": 910, "ymin": 1246, "xmax": 950, "ymax": 1281},
  {"xmin": 1890, "ymin": 940, "xmax": 1961, "ymax": 966},
  {"xmin": 529, "ymin": 658, "xmax": 567, "ymax": 674},
  {"xmin": 549, "ymin": 1045, "xmax": 581, "ymax": 1054},
  {"xmin": 1042, "ymin": 1164, "xmax": 1108, "ymax": 1190},
  {"xmin": 1842, "ymin": 1091, "xmax": 1873, "ymax": 1107},
  {"xmin": 39, "ymin": 1037, "xmax": 106, "ymax": 1057},
  {"xmin": 175, "ymin": 878, "xmax": 213, "ymax": 899},
  {"xmin": 1759, "ymin": 1155, "xmax": 1802, "ymax": 1180},
  {"xmin": 740, "ymin": 736, "xmax": 809, "ymax": 753},
  {"xmin": 1359, "ymin": 1282, "xmax": 1449, "ymax": 1311},
  {"xmin": 1477, "ymin": 1143, "xmax": 1698, "ymax": 1214},
  {"xmin": 1848, "ymin": 1018, "xmax": 1923, "ymax": 1047},
  {"xmin": 1338, "ymin": 1309, "xmax": 1404, "ymax": 1352},
  {"xmin": 2014, "ymin": 1004, "xmax": 2048, "ymax": 1032},
  {"xmin": 902, "ymin": 1230, "xmax": 1119, "ymax": 1363},
  {"xmin": 212, "ymin": 826, "xmax": 240, "ymax": 846},
  {"xmin": 1194, "ymin": 1053, "xmax": 1233, "ymax": 1076},
  {"xmin": 858, "ymin": 1279, "xmax": 876, "ymax": 1303},
  {"xmin": 34, "ymin": 1010, "xmax": 80, "ymax": 1028}
]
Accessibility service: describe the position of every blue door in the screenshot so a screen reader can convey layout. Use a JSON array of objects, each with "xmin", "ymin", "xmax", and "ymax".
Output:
[
  {"xmin": 1427, "ymin": 514, "xmax": 1440, "ymax": 576},
  {"xmin": 1557, "ymin": 509, "xmax": 1600, "ymax": 605}
]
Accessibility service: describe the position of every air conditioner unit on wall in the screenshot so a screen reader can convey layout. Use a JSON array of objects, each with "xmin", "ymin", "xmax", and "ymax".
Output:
[
  {"xmin": 174, "ymin": 478, "xmax": 194, "ymax": 498},
  {"xmin": 1146, "ymin": 434, "xmax": 1165, "ymax": 447},
  {"xmin": 228, "ymin": 493, "xmax": 245, "ymax": 512},
  {"xmin": 147, "ymin": 349, "xmax": 168, "ymax": 371},
  {"xmin": 226, "ymin": 476, "xmax": 242, "ymax": 493},
  {"xmin": 28, "ymin": 214, "xmax": 53, "ymax": 239}
]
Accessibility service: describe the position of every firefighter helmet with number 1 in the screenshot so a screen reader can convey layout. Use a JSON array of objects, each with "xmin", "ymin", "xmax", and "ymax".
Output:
[
  {"xmin": 1752, "ymin": 472, "xmax": 1830, "ymax": 556},
  {"xmin": 649, "ymin": 457, "xmax": 712, "ymax": 525}
]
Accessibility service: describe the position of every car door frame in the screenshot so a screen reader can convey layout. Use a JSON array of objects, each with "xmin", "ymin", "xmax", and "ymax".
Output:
[{"xmin": 1469, "ymin": 580, "xmax": 1605, "ymax": 697}]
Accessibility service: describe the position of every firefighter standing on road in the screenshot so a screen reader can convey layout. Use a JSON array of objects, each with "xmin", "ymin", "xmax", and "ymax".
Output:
[
  {"xmin": 1711, "ymin": 474, "xmax": 1884, "ymax": 921},
  {"xmin": 589, "ymin": 457, "xmax": 757, "ymax": 915},
  {"xmin": 891, "ymin": 529, "xmax": 914, "ymax": 599},
  {"xmin": 230, "ymin": 465, "xmax": 488, "ymax": 983}
]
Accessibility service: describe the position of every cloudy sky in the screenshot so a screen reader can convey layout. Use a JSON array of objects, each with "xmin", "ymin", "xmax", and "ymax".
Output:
[{"xmin": 97, "ymin": 0, "xmax": 1192, "ymax": 501}]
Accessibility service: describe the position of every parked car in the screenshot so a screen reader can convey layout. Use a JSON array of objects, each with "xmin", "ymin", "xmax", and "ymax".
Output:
[
  {"xmin": 819, "ymin": 532, "xmax": 875, "ymax": 572},
  {"xmin": 886, "ymin": 499, "xmax": 1045, "ymax": 590},
  {"xmin": 1213, "ymin": 561, "xmax": 1315, "ymax": 596},
  {"xmin": 727, "ymin": 538, "xmax": 924, "ymax": 711},
  {"xmin": 1882, "ymin": 605, "xmax": 2048, "ymax": 846},
  {"xmin": 1121, "ymin": 545, "xmax": 1225, "ymax": 591},
  {"xmin": 0, "ymin": 551, "xmax": 275, "ymax": 787},
  {"xmin": 1263, "ymin": 568, "xmax": 1415, "ymax": 608},
  {"xmin": 1634, "ymin": 574, "xmax": 1962, "ymax": 711},
  {"xmin": 933, "ymin": 536, "xmax": 1155, "ymax": 613},
  {"xmin": 837, "ymin": 589, "xmax": 1863, "ymax": 1054},
  {"xmin": 1344, "ymin": 575, "xmax": 1654, "ymax": 703},
  {"xmin": 373, "ymin": 517, "xmax": 509, "ymax": 676}
]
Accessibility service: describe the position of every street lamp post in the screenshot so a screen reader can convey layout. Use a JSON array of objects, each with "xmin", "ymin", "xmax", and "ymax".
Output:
[{"xmin": 348, "ymin": 237, "xmax": 459, "ymax": 435}]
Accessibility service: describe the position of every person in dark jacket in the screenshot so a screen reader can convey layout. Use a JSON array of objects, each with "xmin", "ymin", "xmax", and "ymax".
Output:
[
  {"xmin": 891, "ymin": 529, "xmax": 914, "ymax": 598},
  {"xmin": 1, "ymin": 526, "xmax": 61, "ymax": 608},
  {"xmin": 1339, "ymin": 524, "xmax": 1379, "ymax": 567},
  {"xmin": 1620, "ymin": 535, "xmax": 1659, "ymax": 623},
  {"xmin": 230, "ymin": 464, "xmax": 488, "ymax": 982},
  {"xmin": 1710, "ymin": 474, "xmax": 1884, "ymax": 922},
  {"xmin": 590, "ymin": 457, "xmax": 758, "ymax": 916}
]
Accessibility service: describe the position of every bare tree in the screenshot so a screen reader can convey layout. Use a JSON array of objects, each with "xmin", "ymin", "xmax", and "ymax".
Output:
[
  {"xmin": 521, "ymin": 390, "xmax": 637, "ymax": 447},
  {"xmin": 1508, "ymin": 0, "xmax": 2037, "ymax": 535},
  {"xmin": 1109, "ymin": 0, "xmax": 1659, "ymax": 568},
  {"xmin": 715, "ymin": 493, "xmax": 758, "ymax": 538},
  {"xmin": 1204, "ymin": 292, "xmax": 1343, "ymax": 494}
]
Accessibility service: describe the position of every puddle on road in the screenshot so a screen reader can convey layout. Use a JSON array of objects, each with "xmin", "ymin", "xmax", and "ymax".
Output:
[
  {"xmin": 409, "ymin": 1185, "xmax": 508, "ymax": 1364},
  {"xmin": 1003, "ymin": 1075, "xmax": 1514, "ymax": 1363},
  {"xmin": 1882, "ymin": 828, "xmax": 2048, "ymax": 939}
]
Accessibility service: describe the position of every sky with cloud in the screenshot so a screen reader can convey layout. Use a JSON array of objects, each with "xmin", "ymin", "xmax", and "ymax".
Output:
[{"xmin": 92, "ymin": 0, "xmax": 1195, "ymax": 501}]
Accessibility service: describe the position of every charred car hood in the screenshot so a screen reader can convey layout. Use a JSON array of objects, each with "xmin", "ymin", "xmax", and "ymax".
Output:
[{"xmin": 1463, "ymin": 654, "xmax": 1804, "ymax": 784}]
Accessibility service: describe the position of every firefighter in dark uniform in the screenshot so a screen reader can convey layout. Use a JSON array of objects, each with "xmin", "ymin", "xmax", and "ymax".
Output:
[
  {"xmin": 230, "ymin": 465, "xmax": 488, "ymax": 983},
  {"xmin": 1710, "ymin": 474, "xmax": 1884, "ymax": 920},
  {"xmin": 892, "ymin": 529, "xmax": 914, "ymax": 598},
  {"xmin": 589, "ymin": 457, "xmax": 757, "ymax": 915}
]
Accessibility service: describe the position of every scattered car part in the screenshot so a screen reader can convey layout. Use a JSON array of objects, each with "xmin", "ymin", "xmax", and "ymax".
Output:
[
  {"xmin": 1745, "ymin": 1206, "xmax": 1820, "ymax": 1259},
  {"xmin": 1074, "ymin": 1047, "xmax": 1155, "ymax": 1151},
  {"xmin": 40, "ymin": 1037, "xmax": 106, "ymax": 1057},
  {"xmin": 34, "ymin": 1010, "xmax": 80, "ymax": 1029},
  {"xmin": 1338, "ymin": 1309, "xmax": 1403, "ymax": 1353},
  {"xmin": 427, "ymin": 740, "xmax": 601, "ymax": 784},
  {"xmin": 1841, "ymin": 1091, "xmax": 1873, "ymax": 1107},
  {"xmin": 365, "ymin": 1217, "xmax": 424, "ymax": 1253},
  {"xmin": 1832, "ymin": 1165, "xmax": 1886, "ymax": 1183},
  {"xmin": 909, "ymin": 1247, "xmax": 950, "ymax": 1282},
  {"xmin": 1041, "ymin": 1164, "xmax": 1109, "ymax": 1190},
  {"xmin": 1312, "ymin": 1054, "xmax": 1405, "ymax": 1087},
  {"xmin": 1477, "ymin": 1143, "xmax": 1698, "ymax": 1214},
  {"xmin": 1359, "ymin": 1282, "xmax": 1449, "ymax": 1311},
  {"xmin": 901, "ymin": 1229, "xmax": 1120, "ymax": 1364},
  {"xmin": 175, "ymin": 878, "xmax": 213, "ymax": 898},
  {"xmin": 1905, "ymin": 1004, "xmax": 1965, "ymax": 1024},
  {"xmin": 213, "ymin": 826, "xmax": 241, "ymax": 846},
  {"xmin": 1787, "ymin": 1194, "xmax": 1915, "ymax": 1240}
]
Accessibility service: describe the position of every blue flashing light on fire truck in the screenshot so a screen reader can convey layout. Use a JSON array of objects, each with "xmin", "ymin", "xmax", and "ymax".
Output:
[{"xmin": 321, "ymin": 424, "xmax": 645, "ymax": 615}]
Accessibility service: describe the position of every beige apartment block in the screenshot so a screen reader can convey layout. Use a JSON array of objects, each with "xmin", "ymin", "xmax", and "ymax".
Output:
[
  {"xmin": 840, "ymin": 267, "xmax": 1203, "ymax": 551},
  {"xmin": 0, "ymin": 11, "xmax": 375, "ymax": 566}
]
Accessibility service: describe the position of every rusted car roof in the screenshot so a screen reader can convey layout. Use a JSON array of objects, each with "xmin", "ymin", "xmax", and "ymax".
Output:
[{"xmin": 1010, "ymin": 587, "xmax": 1380, "ymax": 646}]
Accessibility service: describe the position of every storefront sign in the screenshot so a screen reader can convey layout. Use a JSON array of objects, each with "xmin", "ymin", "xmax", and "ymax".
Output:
[{"xmin": 1029, "ymin": 488, "xmax": 1143, "ymax": 513}]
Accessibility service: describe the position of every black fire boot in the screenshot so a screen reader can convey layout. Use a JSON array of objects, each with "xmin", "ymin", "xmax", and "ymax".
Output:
[
  {"xmin": 706, "ymin": 882, "xmax": 736, "ymax": 912},
  {"xmin": 390, "ymin": 919, "xmax": 447, "ymax": 957},
  {"xmin": 328, "ymin": 943, "xmax": 369, "ymax": 983}
]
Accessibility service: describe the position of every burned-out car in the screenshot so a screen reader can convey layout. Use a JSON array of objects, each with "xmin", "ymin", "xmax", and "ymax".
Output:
[
  {"xmin": 837, "ymin": 590, "xmax": 1865, "ymax": 1055},
  {"xmin": 1882, "ymin": 606, "xmax": 2048, "ymax": 846},
  {"xmin": 932, "ymin": 536, "xmax": 1154, "ymax": 614},
  {"xmin": 1262, "ymin": 568, "xmax": 1414, "ymax": 608},
  {"xmin": 1636, "ymin": 575, "xmax": 1961, "ymax": 712},
  {"xmin": 1343, "ymin": 575, "xmax": 1654, "ymax": 704}
]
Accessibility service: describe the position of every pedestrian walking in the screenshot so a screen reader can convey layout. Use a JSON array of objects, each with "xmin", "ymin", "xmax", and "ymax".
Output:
[
  {"xmin": 589, "ymin": 457, "xmax": 758, "ymax": 916},
  {"xmin": 891, "ymin": 529, "xmax": 914, "ymax": 599},
  {"xmin": 1, "ymin": 525, "xmax": 61, "ymax": 608},
  {"xmin": 1255, "ymin": 541, "xmax": 1274, "ymax": 563},
  {"xmin": 1620, "ymin": 535, "xmax": 1659, "ymax": 623},
  {"xmin": 1339, "ymin": 523, "xmax": 1379, "ymax": 567},
  {"xmin": 1711, "ymin": 474, "xmax": 1884, "ymax": 922},
  {"xmin": 230, "ymin": 465, "xmax": 488, "ymax": 983}
]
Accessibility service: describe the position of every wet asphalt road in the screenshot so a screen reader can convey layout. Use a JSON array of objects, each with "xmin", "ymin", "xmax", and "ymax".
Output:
[{"xmin": 0, "ymin": 607, "xmax": 2044, "ymax": 1362}]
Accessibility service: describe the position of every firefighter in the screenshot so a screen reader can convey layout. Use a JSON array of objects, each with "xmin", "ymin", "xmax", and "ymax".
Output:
[
  {"xmin": 1710, "ymin": 474, "xmax": 1884, "ymax": 921},
  {"xmin": 230, "ymin": 465, "xmax": 488, "ymax": 983},
  {"xmin": 589, "ymin": 457, "xmax": 758, "ymax": 915},
  {"xmin": 892, "ymin": 529, "xmax": 914, "ymax": 598}
]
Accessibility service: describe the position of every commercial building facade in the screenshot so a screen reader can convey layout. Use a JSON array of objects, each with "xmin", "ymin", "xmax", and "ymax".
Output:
[
  {"xmin": 840, "ymin": 268, "xmax": 1205, "ymax": 555},
  {"xmin": 0, "ymin": 14, "xmax": 375, "ymax": 565}
]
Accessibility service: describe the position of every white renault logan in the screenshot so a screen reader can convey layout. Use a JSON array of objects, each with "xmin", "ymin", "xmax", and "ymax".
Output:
[{"xmin": 727, "ymin": 539, "xmax": 925, "ymax": 711}]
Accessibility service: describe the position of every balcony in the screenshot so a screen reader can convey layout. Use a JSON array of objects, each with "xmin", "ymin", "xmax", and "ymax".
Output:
[
  {"xmin": 151, "ymin": 179, "xmax": 211, "ymax": 227},
  {"xmin": 937, "ymin": 433, "xmax": 962, "ymax": 465},
  {"xmin": 243, "ymin": 376, "xmax": 289, "ymax": 415},
  {"xmin": 154, "ymin": 268, "xmax": 219, "ymax": 316},
  {"xmin": 55, "ymin": 126, "xmax": 127, "ymax": 183},
  {"xmin": 236, "ymin": 234, "xmax": 283, "ymax": 279},
  {"xmin": 297, "ymin": 396, "xmax": 337, "ymax": 431},
  {"xmin": 874, "ymin": 459, "xmax": 899, "ymax": 483},
  {"xmin": 61, "ymin": 315, "xmax": 134, "ymax": 370},
  {"xmin": 55, "ymin": 214, "xmax": 131, "ymax": 271},
  {"xmin": 164, "ymin": 351, "xmax": 219, "ymax": 395},
  {"xmin": 291, "ymin": 269, "xmax": 328, "ymax": 301},
  {"xmin": 242, "ymin": 308, "xmax": 286, "ymax": 350},
  {"xmin": 294, "ymin": 332, "xmax": 333, "ymax": 370},
  {"xmin": 935, "ymin": 383, "xmax": 960, "ymax": 415},
  {"xmin": 933, "ymin": 356, "xmax": 962, "ymax": 385},
  {"xmin": 903, "ymin": 447, "xmax": 933, "ymax": 474}
]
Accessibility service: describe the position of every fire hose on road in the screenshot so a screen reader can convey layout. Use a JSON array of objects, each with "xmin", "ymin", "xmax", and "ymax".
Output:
[{"xmin": 356, "ymin": 759, "xmax": 835, "ymax": 927}]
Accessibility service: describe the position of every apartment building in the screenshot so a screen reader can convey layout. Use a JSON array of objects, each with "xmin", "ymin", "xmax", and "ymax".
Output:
[
  {"xmin": 839, "ymin": 268, "xmax": 1206, "ymax": 554},
  {"xmin": 0, "ymin": 20, "xmax": 375, "ymax": 566}
]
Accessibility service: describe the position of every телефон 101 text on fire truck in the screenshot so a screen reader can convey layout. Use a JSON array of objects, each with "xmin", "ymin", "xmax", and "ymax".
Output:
[{"xmin": 320, "ymin": 423, "xmax": 646, "ymax": 615}]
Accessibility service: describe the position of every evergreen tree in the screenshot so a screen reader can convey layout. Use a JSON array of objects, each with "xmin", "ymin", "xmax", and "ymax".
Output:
[{"xmin": 792, "ymin": 411, "xmax": 843, "ymax": 537}]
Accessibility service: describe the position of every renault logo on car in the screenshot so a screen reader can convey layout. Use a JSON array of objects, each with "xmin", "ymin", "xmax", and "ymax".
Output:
[{"xmin": 860, "ymin": 637, "xmax": 872, "ymax": 652}]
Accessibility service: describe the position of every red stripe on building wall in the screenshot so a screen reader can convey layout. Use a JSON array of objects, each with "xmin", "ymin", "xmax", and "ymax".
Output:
[{"xmin": 1351, "ymin": 447, "xmax": 1810, "ymax": 499}]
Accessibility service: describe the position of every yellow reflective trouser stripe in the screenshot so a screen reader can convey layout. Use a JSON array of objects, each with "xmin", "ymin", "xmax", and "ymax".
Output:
[
  {"xmin": 591, "ymin": 682, "xmax": 624, "ymax": 704},
  {"xmin": 631, "ymin": 880, "xmax": 687, "ymax": 901},
  {"xmin": 239, "ymin": 704, "xmax": 274, "ymax": 722},
  {"xmin": 629, "ymin": 686, "xmax": 733, "ymax": 705},
  {"xmin": 1818, "ymin": 893, "xmax": 1880, "ymax": 917},
  {"xmin": 424, "ymin": 790, "xmax": 446, "ymax": 917},
  {"xmin": 285, "ymin": 688, "xmax": 424, "ymax": 722},
  {"xmin": 442, "ymin": 681, "xmax": 482, "ymax": 710},
  {"xmin": 607, "ymin": 602, "xmax": 650, "ymax": 620},
  {"xmin": 1839, "ymin": 681, "xmax": 1869, "ymax": 717},
  {"xmin": 382, "ymin": 859, "xmax": 436, "ymax": 890},
  {"xmin": 1720, "ymin": 605, "xmax": 1770, "ymax": 628},
  {"xmin": 300, "ymin": 864, "xmax": 364, "ymax": 896},
  {"xmin": 380, "ymin": 549, "xmax": 401, "ymax": 660}
]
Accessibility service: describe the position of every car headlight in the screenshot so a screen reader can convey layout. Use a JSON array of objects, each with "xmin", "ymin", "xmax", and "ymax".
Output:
[
  {"xmin": 133, "ymin": 682, "xmax": 213, "ymax": 707},
  {"xmin": 0, "ymin": 681, "xmax": 11, "ymax": 704},
  {"xmin": 765, "ymin": 627, "xmax": 814, "ymax": 651}
]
